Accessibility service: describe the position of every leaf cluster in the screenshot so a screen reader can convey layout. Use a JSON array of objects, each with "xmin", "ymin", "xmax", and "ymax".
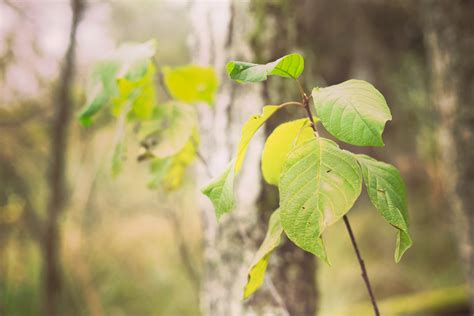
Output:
[
  {"xmin": 79, "ymin": 40, "xmax": 219, "ymax": 191},
  {"xmin": 202, "ymin": 54, "xmax": 412, "ymax": 299}
]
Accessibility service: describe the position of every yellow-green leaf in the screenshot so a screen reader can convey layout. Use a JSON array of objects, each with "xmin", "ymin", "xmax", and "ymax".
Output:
[
  {"xmin": 203, "ymin": 104, "xmax": 287, "ymax": 217},
  {"xmin": 141, "ymin": 102, "xmax": 197, "ymax": 158},
  {"xmin": 147, "ymin": 131, "xmax": 199, "ymax": 191},
  {"xmin": 261, "ymin": 118, "xmax": 315, "ymax": 186},
  {"xmin": 244, "ymin": 209, "xmax": 283, "ymax": 299},
  {"xmin": 163, "ymin": 65, "xmax": 219, "ymax": 105},
  {"xmin": 78, "ymin": 40, "xmax": 157, "ymax": 126},
  {"xmin": 235, "ymin": 105, "xmax": 283, "ymax": 172},
  {"xmin": 112, "ymin": 61, "xmax": 157, "ymax": 120},
  {"xmin": 163, "ymin": 133, "xmax": 198, "ymax": 191}
]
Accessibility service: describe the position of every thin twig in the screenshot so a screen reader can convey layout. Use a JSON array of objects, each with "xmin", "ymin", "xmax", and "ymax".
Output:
[
  {"xmin": 343, "ymin": 215, "xmax": 380, "ymax": 315},
  {"xmin": 294, "ymin": 78, "xmax": 306, "ymax": 98},
  {"xmin": 266, "ymin": 276, "xmax": 290, "ymax": 316},
  {"xmin": 164, "ymin": 207, "xmax": 201, "ymax": 292},
  {"xmin": 196, "ymin": 150, "xmax": 213, "ymax": 179},
  {"xmin": 299, "ymin": 86, "xmax": 379, "ymax": 316}
]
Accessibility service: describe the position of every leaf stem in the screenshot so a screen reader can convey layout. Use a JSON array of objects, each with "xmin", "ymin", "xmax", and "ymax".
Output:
[
  {"xmin": 343, "ymin": 215, "xmax": 380, "ymax": 316},
  {"xmin": 196, "ymin": 150, "xmax": 213, "ymax": 179},
  {"xmin": 294, "ymin": 78, "xmax": 306, "ymax": 98},
  {"xmin": 299, "ymin": 85, "xmax": 379, "ymax": 316},
  {"xmin": 301, "ymin": 93, "xmax": 319, "ymax": 137},
  {"xmin": 279, "ymin": 101, "xmax": 305, "ymax": 108}
]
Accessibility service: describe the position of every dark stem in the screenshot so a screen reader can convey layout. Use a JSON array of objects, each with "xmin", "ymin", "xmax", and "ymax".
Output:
[
  {"xmin": 301, "ymin": 93, "xmax": 319, "ymax": 137},
  {"xmin": 300, "ymin": 89, "xmax": 380, "ymax": 316},
  {"xmin": 343, "ymin": 215, "xmax": 380, "ymax": 316}
]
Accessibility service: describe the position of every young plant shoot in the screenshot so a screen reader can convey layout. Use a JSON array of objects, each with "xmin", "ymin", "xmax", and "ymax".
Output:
[
  {"xmin": 79, "ymin": 40, "xmax": 218, "ymax": 191},
  {"xmin": 203, "ymin": 53, "xmax": 412, "ymax": 315}
]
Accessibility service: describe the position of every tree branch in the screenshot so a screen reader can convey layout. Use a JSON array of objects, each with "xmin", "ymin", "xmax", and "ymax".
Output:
[{"xmin": 43, "ymin": 0, "xmax": 84, "ymax": 315}]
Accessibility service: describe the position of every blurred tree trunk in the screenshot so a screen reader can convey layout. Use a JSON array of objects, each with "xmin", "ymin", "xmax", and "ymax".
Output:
[
  {"xmin": 423, "ymin": 0, "xmax": 474, "ymax": 310},
  {"xmin": 43, "ymin": 0, "xmax": 84, "ymax": 315},
  {"xmin": 191, "ymin": 1, "xmax": 317, "ymax": 315}
]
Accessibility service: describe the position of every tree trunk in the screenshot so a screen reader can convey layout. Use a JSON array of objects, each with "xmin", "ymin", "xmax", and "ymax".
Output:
[
  {"xmin": 43, "ymin": 0, "xmax": 84, "ymax": 315},
  {"xmin": 191, "ymin": 1, "xmax": 318, "ymax": 315},
  {"xmin": 423, "ymin": 0, "xmax": 474, "ymax": 310}
]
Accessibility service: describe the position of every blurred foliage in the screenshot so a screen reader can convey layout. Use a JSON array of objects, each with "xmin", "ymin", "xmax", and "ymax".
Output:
[{"xmin": 79, "ymin": 40, "xmax": 218, "ymax": 190}]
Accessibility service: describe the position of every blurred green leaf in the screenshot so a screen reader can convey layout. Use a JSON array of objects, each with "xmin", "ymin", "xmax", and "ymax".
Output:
[
  {"xmin": 163, "ymin": 65, "xmax": 218, "ymax": 105},
  {"xmin": 78, "ymin": 40, "xmax": 157, "ymax": 126},
  {"xmin": 147, "ymin": 158, "xmax": 173, "ymax": 188},
  {"xmin": 244, "ymin": 209, "xmax": 283, "ymax": 299},
  {"xmin": 114, "ymin": 39, "xmax": 157, "ymax": 78},
  {"xmin": 312, "ymin": 80, "xmax": 391, "ymax": 146},
  {"xmin": 355, "ymin": 154, "xmax": 412, "ymax": 262},
  {"xmin": 227, "ymin": 53, "xmax": 304, "ymax": 82},
  {"xmin": 161, "ymin": 132, "xmax": 198, "ymax": 191},
  {"xmin": 279, "ymin": 137, "xmax": 362, "ymax": 263},
  {"xmin": 202, "ymin": 160, "xmax": 236, "ymax": 219},
  {"xmin": 112, "ymin": 61, "xmax": 157, "ymax": 120},
  {"xmin": 148, "ymin": 131, "xmax": 198, "ymax": 191},
  {"xmin": 79, "ymin": 61, "xmax": 120, "ymax": 126},
  {"xmin": 140, "ymin": 102, "xmax": 197, "ymax": 158}
]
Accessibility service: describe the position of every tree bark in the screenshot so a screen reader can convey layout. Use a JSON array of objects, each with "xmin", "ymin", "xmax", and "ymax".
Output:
[
  {"xmin": 43, "ymin": 0, "xmax": 84, "ymax": 315},
  {"xmin": 423, "ymin": 0, "xmax": 474, "ymax": 310},
  {"xmin": 191, "ymin": 1, "xmax": 318, "ymax": 315}
]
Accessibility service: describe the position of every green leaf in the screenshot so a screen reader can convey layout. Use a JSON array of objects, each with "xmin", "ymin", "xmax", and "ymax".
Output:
[
  {"xmin": 79, "ymin": 61, "xmax": 120, "ymax": 126},
  {"xmin": 141, "ymin": 102, "xmax": 197, "ymax": 158},
  {"xmin": 279, "ymin": 137, "xmax": 362, "ymax": 262},
  {"xmin": 227, "ymin": 53, "xmax": 304, "ymax": 83},
  {"xmin": 244, "ymin": 209, "xmax": 283, "ymax": 299},
  {"xmin": 202, "ymin": 160, "xmax": 236, "ymax": 219},
  {"xmin": 203, "ymin": 104, "xmax": 286, "ymax": 217},
  {"xmin": 78, "ymin": 40, "xmax": 157, "ymax": 126},
  {"xmin": 312, "ymin": 79, "xmax": 392, "ymax": 146},
  {"xmin": 261, "ymin": 118, "xmax": 315, "ymax": 186},
  {"xmin": 163, "ymin": 65, "xmax": 219, "ymax": 105},
  {"xmin": 355, "ymin": 154, "xmax": 412, "ymax": 262}
]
